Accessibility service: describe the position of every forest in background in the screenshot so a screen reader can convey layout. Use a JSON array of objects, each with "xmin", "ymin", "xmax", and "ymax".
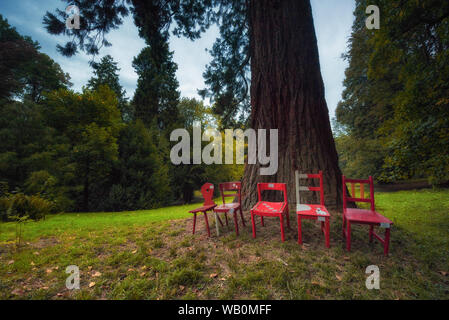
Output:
[
  {"xmin": 334, "ymin": 0, "xmax": 449, "ymax": 186},
  {"xmin": 0, "ymin": 14, "xmax": 242, "ymax": 220}
]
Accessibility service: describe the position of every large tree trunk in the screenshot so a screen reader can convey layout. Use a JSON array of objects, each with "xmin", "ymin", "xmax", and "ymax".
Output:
[{"xmin": 242, "ymin": 0, "xmax": 343, "ymax": 210}]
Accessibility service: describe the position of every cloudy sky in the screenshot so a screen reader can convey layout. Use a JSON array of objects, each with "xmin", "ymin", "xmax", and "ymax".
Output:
[{"xmin": 1, "ymin": 0, "xmax": 355, "ymax": 118}]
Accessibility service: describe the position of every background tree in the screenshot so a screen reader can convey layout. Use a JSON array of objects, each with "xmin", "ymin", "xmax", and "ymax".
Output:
[
  {"xmin": 42, "ymin": 86, "xmax": 122, "ymax": 211},
  {"xmin": 132, "ymin": 43, "xmax": 180, "ymax": 130},
  {"xmin": 107, "ymin": 120, "xmax": 171, "ymax": 211},
  {"xmin": 336, "ymin": 0, "xmax": 449, "ymax": 186},
  {"xmin": 0, "ymin": 15, "xmax": 71, "ymax": 102},
  {"xmin": 87, "ymin": 55, "xmax": 130, "ymax": 121}
]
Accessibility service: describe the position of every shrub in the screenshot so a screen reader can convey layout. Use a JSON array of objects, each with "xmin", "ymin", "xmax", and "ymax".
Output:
[{"xmin": 0, "ymin": 192, "xmax": 53, "ymax": 221}]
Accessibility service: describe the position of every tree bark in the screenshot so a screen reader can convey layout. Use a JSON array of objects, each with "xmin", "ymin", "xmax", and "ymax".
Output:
[{"xmin": 242, "ymin": 0, "xmax": 343, "ymax": 210}]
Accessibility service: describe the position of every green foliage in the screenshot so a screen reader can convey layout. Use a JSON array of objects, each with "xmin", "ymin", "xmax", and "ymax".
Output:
[
  {"xmin": 42, "ymin": 85, "xmax": 123, "ymax": 211},
  {"xmin": 336, "ymin": 0, "xmax": 449, "ymax": 185},
  {"xmin": 0, "ymin": 192, "xmax": 53, "ymax": 221},
  {"xmin": 87, "ymin": 55, "xmax": 130, "ymax": 121},
  {"xmin": 0, "ymin": 14, "xmax": 71, "ymax": 102},
  {"xmin": 132, "ymin": 43, "xmax": 180, "ymax": 130},
  {"xmin": 106, "ymin": 120, "xmax": 171, "ymax": 211}
]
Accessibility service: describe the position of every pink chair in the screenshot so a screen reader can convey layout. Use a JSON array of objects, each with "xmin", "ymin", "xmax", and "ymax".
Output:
[{"xmin": 342, "ymin": 176, "xmax": 393, "ymax": 256}]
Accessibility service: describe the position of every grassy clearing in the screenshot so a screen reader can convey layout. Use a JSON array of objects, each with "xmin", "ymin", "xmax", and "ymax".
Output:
[{"xmin": 0, "ymin": 189, "xmax": 448, "ymax": 299}]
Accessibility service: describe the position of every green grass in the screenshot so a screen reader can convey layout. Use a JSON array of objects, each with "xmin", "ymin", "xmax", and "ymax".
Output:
[{"xmin": 0, "ymin": 189, "xmax": 448, "ymax": 299}]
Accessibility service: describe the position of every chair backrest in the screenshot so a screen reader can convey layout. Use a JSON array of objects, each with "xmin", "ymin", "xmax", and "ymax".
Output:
[
  {"xmin": 342, "ymin": 175, "xmax": 375, "ymax": 211},
  {"xmin": 200, "ymin": 183, "xmax": 216, "ymax": 206},
  {"xmin": 257, "ymin": 183, "xmax": 287, "ymax": 203},
  {"xmin": 219, "ymin": 182, "xmax": 241, "ymax": 205},
  {"xmin": 295, "ymin": 170, "xmax": 324, "ymax": 206}
]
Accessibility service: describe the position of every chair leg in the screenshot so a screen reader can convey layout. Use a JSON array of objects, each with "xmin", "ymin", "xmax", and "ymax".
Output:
[
  {"xmin": 346, "ymin": 221, "xmax": 351, "ymax": 251},
  {"xmin": 233, "ymin": 210, "xmax": 239, "ymax": 236},
  {"xmin": 261, "ymin": 216, "xmax": 264, "ymax": 227},
  {"xmin": 224, "ymin": 212, "xmax": 228, "ymax": 226},
  {"xmin": 280, "ymin": 216, "xmax": 285, "ymax": 242},
  {"xmin": 369, "ymin": 225, "xmax": 374, "ymax": 243},
  {"xmin": 384, "ymin": 228, "xmax": 391, "ymax": 256},
  {"xmin": 286, "ymin": 206, "xmax": 291, "ymax": 229},
  {"xmin": 342, "ymin": 215, "xmax": 346, "ymax": 238},
  {"xmin": 216, "ymin": 214, "xmax": 224, "ymax": 227},
  {"xmin": 239, "ymin": 208, "xmax": 246, "ymax": 226},
  {"xmin": 325, "ymin": 217, "xmax": 330, "ymax": 248},
  {"xmin": 251, "ymin": 211, "xmax": 256, "ymax": 238},
  {"xmin": 192, "ymin": 213, "xmax": 197, "ymax": 234},
  {"xmin": 203, "ymin": 212, "xmax": 210, "ymax": 237},
  {"xmin": 297, "ymin": 215, "xmax": 302, "ymax": 244}
]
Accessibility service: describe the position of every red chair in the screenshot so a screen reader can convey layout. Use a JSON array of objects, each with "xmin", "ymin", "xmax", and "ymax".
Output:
[
  {"xmin": 189, "ymin": 183, "xmax": 218, "ymax": 237},
  {"xmin": 250, "ymin": 183, "xmax": 290, "ymax": 242},
  {"xmin": 342, "ymin": 176, "xmax": 393, "ymax": 256},
  {"xmin": 295, "ymin": 171, "xmax": 330, "ymax": 248},
  {"xmin": 214, "ymin": 182, "xmax": 245, "ymax": 236}
]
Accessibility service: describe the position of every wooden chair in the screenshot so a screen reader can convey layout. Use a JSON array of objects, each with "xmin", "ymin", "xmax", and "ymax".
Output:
[
  {"xmin": 342, "ymin": 176, "xmax": 393, "ymax": 256},
  {"xmin": 188, "ymin": 183, "xmax": 218, "ymax": 237},
  {"xmin": 214, "ymin": 182, "xmax": 245, "ymax": 236},
  {"xmin": 295, "ymin": 171, "xmax": 330, "ymax": 248},
  {"xmin": 250, "ymin": 183, "xmax": 290, "ymax": 242}
]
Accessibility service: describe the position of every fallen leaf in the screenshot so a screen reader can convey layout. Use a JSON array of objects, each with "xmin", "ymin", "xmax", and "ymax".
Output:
[
  {"xmin": 12, "ymin": 288, "xmax": 24, "ymax": 296},
  {"xmin": 30, "ymin": 261, "xmax": 35, "ymax": 266},
  {"xmin": 336, "ymin": 274, "xmax": 342, "ymax": 281},
  {"xmin": 132, "ymin": 249, "xmax": 137, "ymax": 254},
  {"xmin": 42, "ymin": 286, "xmax": 49, "ymax": 290},
  {"xmin": 179, "ymin": 285, "xmax": 185, "ymax": 290},
  {"xmin": 88, "ymin": 282, "xmax": 96, "ymax": 288},
  {"xmin": 141, "ymin": 266, "xmax": 147, "ymax": 270},
  {"xmin": 128, "ymin": 268, "xmax": 135, "ymax": 272},
  {"xmin": 343, "ymin": 256, "xmax": 350, "ymax": 261},
  {"xmin": 46, "ymin": 268, "xmax": 53, "ymax": 274},
  {"xmin": 33, "ymin": 251, "xmax": 39, "ymax": 255},
  {"xmin": 92, "ymin": 271, "xmax": 102, "ymax": 277},
  {"xmin": 54, "ymin": 266, "xmax": 59, "ymax": 270},
  {"xmin": 219, "ymin": 278, "xmax": 226, "ymax": 281},
  {"xmin": 278, "ymin": 258, "xmax": 288, "ymax": 266},
  {"xmin": 57, "ymin": 293, "xmax": 63, "ymax": 297},
  {"xmin": 88, "ymin": 266, "xmax": 92, "ymax": 270},
  {"xmin": 439, "ymin": 271, "xmax": 447, "ymax": 276},
  {"xmin": 140, "ymin": 272, "xmax": 146, "ymax": 277},
  {"xmin": 210, "ymin": 273, "xmax": 218, "ymax": 278},
  {"xmin": 7, "ymin": 260, "xmax": 14, "ymax": 265}
]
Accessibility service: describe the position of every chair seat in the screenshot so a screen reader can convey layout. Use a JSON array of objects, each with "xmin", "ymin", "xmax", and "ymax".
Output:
[
  {"xmin": 296, "ymin": 204, "xmax": 330, "ymax": 217},
  {"xmin": 344, "ymin": 208, "xmax": 392, "ymax": 225},
  {"xmin": 214, "ymin": 203, "xmax": 240, "ymax": 212},
  {"xmin": 189, "ymin": 204, "xmax": 216, "ymax": 213},
  {"xmin": 251, "ymin": 201, "xmax": 285, "ymax": 215}
]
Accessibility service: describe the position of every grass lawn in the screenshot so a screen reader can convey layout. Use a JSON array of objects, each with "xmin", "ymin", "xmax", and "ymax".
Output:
[{"xmin": 0, "ymin": 188, "xmax": 448, "ymax": 299}]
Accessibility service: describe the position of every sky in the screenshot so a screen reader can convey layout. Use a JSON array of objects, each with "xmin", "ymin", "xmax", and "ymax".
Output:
[{"xmin": 0, "ymin": 0, "xmax": 355, "ymax": 118}]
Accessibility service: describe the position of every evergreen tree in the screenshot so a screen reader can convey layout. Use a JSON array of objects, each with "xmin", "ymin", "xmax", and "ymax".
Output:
[
  {"xmin": 132, "ymin": 43, "xmax": 180, "ymax": 131},
  {"xmin": 87, "ymin": 55, "xmax": 130, "ymax": 121}
]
